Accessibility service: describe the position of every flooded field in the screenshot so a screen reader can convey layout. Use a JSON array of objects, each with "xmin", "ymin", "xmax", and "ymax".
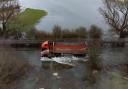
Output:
[{"xmin": 15, "ymin": 47, "xmax": 128, "ymax": 89}]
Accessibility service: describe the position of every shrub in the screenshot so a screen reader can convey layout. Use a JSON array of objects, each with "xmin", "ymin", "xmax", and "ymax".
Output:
[
  {"xmin": 83, "ymin": 25, "xmax": 103, "ymax": 83},
  {"xmin": 0, "ymin": 45, "xmax": 30, "ymax": 89}
]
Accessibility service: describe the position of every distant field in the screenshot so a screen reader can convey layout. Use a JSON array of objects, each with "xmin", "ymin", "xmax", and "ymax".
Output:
[{"xmin": 18, "ymin": 8, "xmax": 47, "ymax": 26}]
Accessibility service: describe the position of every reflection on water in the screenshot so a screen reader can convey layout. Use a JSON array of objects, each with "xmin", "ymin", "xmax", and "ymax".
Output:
[
  {"xmin": 16, "ymin": 49, "xmax": 42, "ymax": 67},
  {"xmin": 16, "ymin": 48, "xmax": 128, "ymax": 89}
]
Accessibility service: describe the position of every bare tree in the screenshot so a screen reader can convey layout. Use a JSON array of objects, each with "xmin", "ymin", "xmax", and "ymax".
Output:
[
  {"xmin": 89, "ymin": 25, "xmax": 102, "ymax": 39},
  {"xmin": 100, "ymin": 0, "xmax": 128, "ymax": 38},
  {"xmin": 0, "ymin": 0, "xmax": 20, "ymax": 37},
  {"xmin": 52, "ymin": 25, "xmax": 62, "ymax": 39},
  {"xmin": 75, "ymin": 27, "xmax": 87, "ymax": 38}
]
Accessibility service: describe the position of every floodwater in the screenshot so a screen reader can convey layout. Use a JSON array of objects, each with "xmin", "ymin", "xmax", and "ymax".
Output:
[
  {"xmin": 19, "ymin": 0, "xmax": 107, "ymax": 31},
  {"xmin": 15, "ymin": 0, "xmax": 128, "ymax": 88},
  {"xmin": 15, "ymin": 47, "xmax": 128, "ymax": 89}
]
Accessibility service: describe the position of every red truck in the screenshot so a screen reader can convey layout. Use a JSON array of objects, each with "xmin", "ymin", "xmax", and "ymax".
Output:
[{"xmin": 41, "ymin": 40, "xmax": 88, "ymax": 58}]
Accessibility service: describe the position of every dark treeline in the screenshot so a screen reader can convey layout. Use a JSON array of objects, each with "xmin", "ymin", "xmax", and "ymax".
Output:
[{"xmin": 26, "ymin": 25, "xmax": 102, "ymax": 40}]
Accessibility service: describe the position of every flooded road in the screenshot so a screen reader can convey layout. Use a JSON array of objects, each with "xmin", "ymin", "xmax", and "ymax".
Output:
[
  {"xmin": 15, "ymin": 47, "xmax": 128, "ymax": 89},
  {"xmin": 16, "ymin": 49, "xmax": 87, "ymax": 89}
]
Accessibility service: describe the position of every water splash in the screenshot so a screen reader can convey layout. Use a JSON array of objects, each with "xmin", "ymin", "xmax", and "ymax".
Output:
[{"xmin": 40, "ymin": 56, "xmax": 87, "ymax": 65}]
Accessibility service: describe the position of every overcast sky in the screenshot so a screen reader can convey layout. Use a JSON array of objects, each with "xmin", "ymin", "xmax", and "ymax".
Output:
[{"xmin": 19, "ymin": 0, "xmax": 109, "ymax": 32}]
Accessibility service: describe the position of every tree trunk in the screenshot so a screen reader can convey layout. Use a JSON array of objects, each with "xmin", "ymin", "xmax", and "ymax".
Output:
[
  {"xmin": 119, "ymin": 31, "xmax": 126, "ymax": 47},
  {"xmin": 2, "ymin": 23, "xmax": 7, "ymax": 38},
  {"xmin": 120, "ymin": 31, "xmax": 126, "ymax": 38},
  {"xmin": 0, "ymin": 27, "xmax": 2, "ymax": 36}
]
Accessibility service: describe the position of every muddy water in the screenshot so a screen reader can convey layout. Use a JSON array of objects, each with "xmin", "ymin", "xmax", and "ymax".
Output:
[{"xmin": 16, "ymin": 48, "xmax": 128, "ymax": 89}]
